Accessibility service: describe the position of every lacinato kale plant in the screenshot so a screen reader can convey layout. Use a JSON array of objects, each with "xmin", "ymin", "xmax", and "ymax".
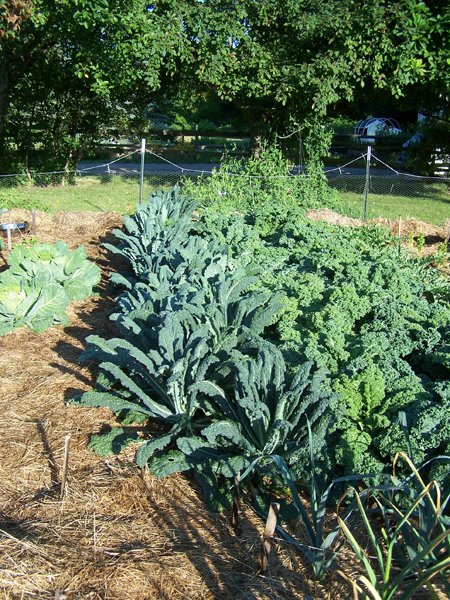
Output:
[{"xmin": 74, "ymin": 188, "xmax": 316, "ymax": 490}]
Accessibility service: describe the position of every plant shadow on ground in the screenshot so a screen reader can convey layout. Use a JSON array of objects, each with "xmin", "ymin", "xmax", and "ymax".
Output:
[
  {"xmin": 0, "ymin": 511, "xmax": 37, "ymax": 540},
  {"xmin": 52, "ymin": 230, "xmax": 126, "ymax": 370},
  {"xmin": 136, "ymin": 472, "xmax": 309, "ymax": 599},
  {"xmin": 45, "ymin": 231, "xmax": 323, "ymax": 599},
  {"xmin": 32, "ymin": 419, "xmax": 61, "ymax": 498}
]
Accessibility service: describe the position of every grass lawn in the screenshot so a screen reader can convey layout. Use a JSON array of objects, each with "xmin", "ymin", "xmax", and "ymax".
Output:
[
  {"xmin": 0, "ymin": 175, "xmax": 172, "ymax": 214},
  {"xmin": 0, "ymin": 173, "xmax": 449, "ymax": 225},
  {"xmin": 334, "ymin": 190, "xmax": 450, "ymax": 224},
  {"xmin": 330, "ymin": 176, "xmax": 450, "ymax": 225}
]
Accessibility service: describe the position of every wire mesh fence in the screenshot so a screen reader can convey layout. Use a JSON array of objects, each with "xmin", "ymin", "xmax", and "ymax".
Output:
[
  {"xmin": 329, "ymin": 173, "xmax": 449, "ymax": 201},
  {"xmin": 326, "ymin": 153, "xmax": 450, "ymax": 224},
  {"xmin": 0, "ymin": 150, "xmax": 192, "ymax": 214},
  {"xmin": 0, "ymin": 146, "xmax": 449, "ymax": 226}
]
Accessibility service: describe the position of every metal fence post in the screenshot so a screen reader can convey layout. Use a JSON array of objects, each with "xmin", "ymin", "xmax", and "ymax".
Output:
[
  {"xmin": 139, "ymin": 138, "xmax": 146, "ymax": 204},
  {"xmin": 363, "ymin": 145, "xmax": 371, "ymax": 220}
]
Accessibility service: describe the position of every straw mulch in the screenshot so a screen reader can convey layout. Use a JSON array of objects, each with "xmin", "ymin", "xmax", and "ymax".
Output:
[
  {"xmin": 307, "ymin": 208, "xmax": 450, "ymax": 239},
  {"xmin": 0, "ymin": 210, "xmax": 355, "ymax": 599}
]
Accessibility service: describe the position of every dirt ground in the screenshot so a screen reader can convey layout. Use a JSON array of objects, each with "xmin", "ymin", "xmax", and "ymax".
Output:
[{"xmin": 0, "ymin": 209, "xmax": 447, "ymax": 599}]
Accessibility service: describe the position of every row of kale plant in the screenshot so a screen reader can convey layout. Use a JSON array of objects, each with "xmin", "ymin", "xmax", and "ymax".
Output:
[
  {"xmin": 74, "ymin": 187, "xmax": 329, "ymax": 499},
  {"xmin": 72, "ymin": 186, "xmax": 450, "ymax": 593}
]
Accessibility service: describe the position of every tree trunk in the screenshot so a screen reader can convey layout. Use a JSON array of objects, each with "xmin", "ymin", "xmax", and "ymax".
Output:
[
  {"xmin": 25, "ymin": 145, "xmax": 31, "ymax": 180},
  {"xmin": 249, "ymin": 132, "xmax": 263, "ymax": 159},
  {"xmin": 0, "ymin": 65, "xmax": 10, "ymax": 173},
  {"xmin": 62, "ymin": 149, "xmax": 75, "ymax": 186}
]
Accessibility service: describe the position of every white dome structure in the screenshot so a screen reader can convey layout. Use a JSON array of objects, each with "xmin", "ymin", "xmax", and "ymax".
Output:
[{"xmin": 354, "ymin": 117, "xmax": 402, "ymax": 138}]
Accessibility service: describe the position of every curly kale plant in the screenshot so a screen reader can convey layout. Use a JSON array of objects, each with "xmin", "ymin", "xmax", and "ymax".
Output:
[{"xmin": 199, "ymin": 206, "xmax": 450, "ymax": 483}]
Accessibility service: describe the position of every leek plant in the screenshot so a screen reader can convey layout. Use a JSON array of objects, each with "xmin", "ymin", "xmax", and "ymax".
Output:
[
  {"xmin": 264, "ymin": 422, "xmax": 368, "ymax": 581},
  {"xmin": 337, "ymin": 453, "xmax": 450, "ymax": 599}
]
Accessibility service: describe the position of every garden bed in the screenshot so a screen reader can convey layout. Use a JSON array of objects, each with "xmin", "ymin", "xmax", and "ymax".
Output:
[
  {"xmin": 307, "ymin": 208, "xmax": 450, "ymax": 273},
  {"xmin": 0, "ymin": 208, "xmax": 448, "ymax": 599},
  {"xmin": 0, "ymin": 212, "xmax": 355, "ymax": 599}
]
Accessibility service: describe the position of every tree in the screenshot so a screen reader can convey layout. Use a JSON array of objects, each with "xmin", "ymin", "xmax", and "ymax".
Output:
[
  {"xmin": 0, "ymin": 0, "xmax": 190, "ymax": 172},
  {"xmin": 154, "ymin": 0, "xmax": 450, "ymax": 168},
  {"xmin": 2, "ymin": 0, "xmax": 449, "ymax": 173}
]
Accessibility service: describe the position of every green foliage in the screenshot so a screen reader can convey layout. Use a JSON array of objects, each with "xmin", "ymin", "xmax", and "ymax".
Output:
[
  {"xmin": 416, "ymin": 232, "xmax": 425, "ymax": 253},
  {"xmin": 0, "ymin": 0, "xmax": 192, "ymax": 172},
  {"xmin": 0, "ymin": 280, "xmax": 70, "ymax": 334},
  {"xmin": 338, "ymin": 453, "xmax": 450, "ymax": 599},
  {"xmin": 198, "ymin": 194, "xmax": 450, "ymax": 483},
  {"xmin": 0, "ymin": 188, "xmax": 48, "ymax": 212},
  {"xmin": 74, "ymin": 188, "xmax": 301, "ymax": 488},
  {"xmin": 184, "ymin": 146, "xmax": 337, "ymax": 225},
  {"xmin": 104, "ymin": 186, "xmax": 199, "ymax": 283},
  {"xmin": 7, "ymin": 241, "xmax": 100, "ymax": 300},
  {"xmin": 379, "ymin": 383, "xmax": 450, "ymax": 471},
  {"xmin": 388, "ymin": 453, "xmax": 450, "ymax": 579},
  {"xmin": 0, "ymin": 240, "xmax": 100, "ymax": 334},
  {"xmin": 75, "ymin": 182, "xmax": 450, "ymax": 494},
  {"xmin": 171, "ymin": 345, "xmax": 337, "ymax": 488},
  {"xmin": 70, "ymin": 185, "xmax": 448, "ymax": 502},
  {"xmin": 433, "ymin": 242, "xmax": 449, "ymax": 267},
  {"xmin": 154, "ymin": 0, "xmax": 449, "ymax": 170},
  {"xmin": 88, "ymin": 427, "xmax": 140, "ymax": 457},
  {"xmin": 401, "ymin": 116, "xmax": 450, "ymax": 176},
  {"xmin": 73, "ymin": 182, "xmax": 450, "ymax": 589},
  {"xmin": 270, "ymin": 444, "xmax": 367, "ymax": 581},
  {"xmin": 3, "ymin": 0, "xmax": 449, "ymax": 175}
]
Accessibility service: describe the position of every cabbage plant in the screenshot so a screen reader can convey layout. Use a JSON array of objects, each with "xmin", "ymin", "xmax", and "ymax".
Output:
[{"xmin": 0, "ymin": 240, "xmax": 100, "ymax": 334}]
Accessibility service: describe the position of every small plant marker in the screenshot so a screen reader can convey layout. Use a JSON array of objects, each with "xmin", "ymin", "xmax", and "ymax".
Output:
[
  {"xmin": 6, "ymin": 226, "xmax": 12, "ymax": 251},
  {"xmin": 231, "ymin": 475, "xmax": 241, "ymax": 530},
  {"xmin": 60, "ymin": 434, "xmax": 71, "ymax": 500},
  {"xmin": 258, "ymin": 502, "xmax": 280, "ymax": 574}
]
